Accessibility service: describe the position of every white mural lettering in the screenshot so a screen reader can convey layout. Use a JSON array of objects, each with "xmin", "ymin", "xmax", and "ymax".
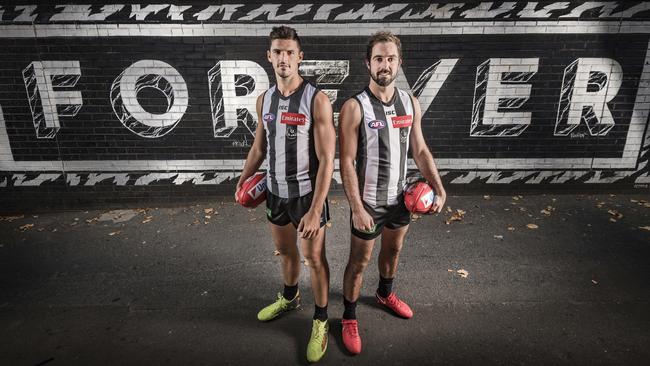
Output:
[
  {"xmin": 208, "ymin": 60, "xmax": 269, "ymax": 138},
  {"xmin": 22, "ymin": 60, "xmax": 83, "ymax": 139},
  {"xmin": 471, "ymin": 58, "xmax": 538, "ymax": 137},
  {"xmin": 555, "ymin": 58, "xmax": 622, "ymax": 136},
  {"xmin": 110, "ymin": 60, "xmax": 189, "ymax": 138}
]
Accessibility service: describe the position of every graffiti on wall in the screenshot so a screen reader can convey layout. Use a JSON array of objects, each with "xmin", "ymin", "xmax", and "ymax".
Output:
[{"xmin": 1, "ymin": 2, "xmax": 650, "ymax": 188}]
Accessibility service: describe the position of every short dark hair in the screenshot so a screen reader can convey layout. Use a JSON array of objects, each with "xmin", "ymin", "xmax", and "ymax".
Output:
[
  {"xmin": 366, "ymin": 31, "xmax": 402, "ymax": 61},
  {"xmin": 269, "ymin": 26, "xmax": 301, "ymax": 49}
]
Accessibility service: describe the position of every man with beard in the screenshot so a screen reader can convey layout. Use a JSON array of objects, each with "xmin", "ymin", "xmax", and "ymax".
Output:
[
  {"xmin": 337, "ymin": 31, "xmax": 447, "ymax": 355},
  {"xmin": 235, "ymin": 26, "xmax": 335, "ymax": 363}
]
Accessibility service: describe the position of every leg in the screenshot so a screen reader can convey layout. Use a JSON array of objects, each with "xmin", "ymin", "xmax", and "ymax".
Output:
[
  {"xmin": 269, "ymin": 222, "xmax": 300, "ymax": 288},
  {"xmin": 375, "ymin": 225, "xmax": 413, "ymax": 319},
  {"xmin": 343, "ymin": 234, "xmax": 376, "ymax": 302},
  {"xmin": 257, "ymin": 222, "xmax": 301, "ymax": 322},
  {"xmin": 300, "ymin": 226, "xmax": 329, "ymax": 307},
  {"xmin": 378, "ymin": 225, "xmax": 409, "ymax": 279},
  {"xmin": 341, "ymin": 233, "xmax": 375, "ymax": 355}
]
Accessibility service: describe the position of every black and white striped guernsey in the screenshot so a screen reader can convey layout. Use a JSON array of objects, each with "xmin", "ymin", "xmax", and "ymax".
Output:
[
  {"xmin": 261, "ymin": 80, "xmax": 319, "ymax": 199},
  {"xmin": 353, "ymin": 87, "xmax": 415, "ymax": 207}
]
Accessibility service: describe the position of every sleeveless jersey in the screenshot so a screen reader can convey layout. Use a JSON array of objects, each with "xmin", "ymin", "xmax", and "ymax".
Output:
[
  {"xmin": 261, "ymin": 80, "xmax": 319, "ymax": 198},
  {"xmin": 353, "ymin": 87, "xmax": 414, "ymax": 206}
]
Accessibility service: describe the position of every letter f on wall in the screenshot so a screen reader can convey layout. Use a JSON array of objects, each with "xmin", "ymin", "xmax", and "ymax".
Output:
[{"xmin": 22, "ymin": 61, "xmax": 83, "ymax": 139}]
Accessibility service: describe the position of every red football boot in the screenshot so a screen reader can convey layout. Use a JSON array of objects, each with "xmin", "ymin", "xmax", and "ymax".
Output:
[
  {"xmin": 341, "ymin": 319, "xmax": 362, "ymax": 355},
  {"xmin": 376, "ymin": 292, "xmax": 413, "ymax": 319}
]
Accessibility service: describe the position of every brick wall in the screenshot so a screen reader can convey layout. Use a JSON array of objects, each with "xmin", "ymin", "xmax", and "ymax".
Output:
[{"xmin": 1, "ymin": 1, "xmax": 650, "ymax": 209}]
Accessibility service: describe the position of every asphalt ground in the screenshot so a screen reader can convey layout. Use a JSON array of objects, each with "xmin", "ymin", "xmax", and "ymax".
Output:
[{"xmin": 1, "ymin": 193, "xmax": 649, "ymax": 365}]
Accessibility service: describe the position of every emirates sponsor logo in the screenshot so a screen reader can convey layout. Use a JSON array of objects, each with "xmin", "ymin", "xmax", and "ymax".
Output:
[
  {"xmin": 392, "ymin": 115, "xmax": 413, "ymax": 128},
  {"xmin": 281, "ymin": 112, "xmax": 307, "ymax": 126}
]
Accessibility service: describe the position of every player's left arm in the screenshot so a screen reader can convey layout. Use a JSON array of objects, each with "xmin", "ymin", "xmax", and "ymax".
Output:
[
  {"xmin": 409, "ymin": 95, "xmax": 446, "ymax": 213},
  {"xmin": 298, "ymin": 91, "xmax": 335, "ymax": 238}
]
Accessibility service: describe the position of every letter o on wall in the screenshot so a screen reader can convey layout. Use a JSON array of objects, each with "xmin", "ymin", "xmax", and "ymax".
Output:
[{"xmin": 110, "ymin": 60, "xmax": 188, "ymax": 138}]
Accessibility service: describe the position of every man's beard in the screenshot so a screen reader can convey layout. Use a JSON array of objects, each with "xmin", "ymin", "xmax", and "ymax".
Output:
[
  {"xmin": 371, "ymin": 70, "xmax": 396, "ymax": 87},
  {"xmin": 276, "ymin": 64, "xmax": 291, "ymax": 78}
]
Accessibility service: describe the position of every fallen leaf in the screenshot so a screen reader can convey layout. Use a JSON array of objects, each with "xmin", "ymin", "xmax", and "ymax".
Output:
[
  {"xmin": 494, "ymin": 235, "xmax": 503, "ymax": 240},
  {"xmin": 326, "ymin": 222, "xmax": 332, "ymax": 228},
  {"xmin": 447, "ymin": 269, "xmax": 453, "ymax": 272},
  {"xmin": 0, "ymin": 215, "xmax": 24, "ymax": 222},
  {"xmin": 273, "ymin": 250, "xmax": 280, "ymax": 256},
  {"xmin": 37, "ymin": 228, "xmax": 44, "ymax": 232},
  {"xmin": 638, "ymin": 226, "xmax": 650, "ymax": 231},
  {"xmin": 483, "ymin": 195, "xmax": 491, "ymax": 200},
  {"xmin": 526, "ymin": 223, "xmax": 538, "ymax": 229},
  {"xmin": 141, "ymin": 216, "xmax": 153, "ymax": 224},
  {"xmin": 19, "ymin": 224, "xmax": 34, "ymax": 231},
  {"xmin": 302, "ymin": 259, "xmax": 309, "ymax": 267},
  {"xmin": 630, "ymin": 199, "xmax": 639, "ymax": 203},
  {"xmin": 108, "ymin": 231, "xmax": 121, "ymax": 236},
  {"xmin": 607, "ymin": 209, "xmax": 623, "ymax": 219},
  {"xmin": 541, "ymin": 209, "xmax": 552, "ymax": 216},
  {"xmin": 596, "ymin": 202, "xmax": 605, "ymax": 208},
  {"xmin": 609, "ymin": 218, "xmax": 617, "ymax": 223},
  {"xmin": 591, "ymin": 280, "xmax": 598, "ymax": 285},
  {"xmin": 512, "ymin": 196, "xmax": 520, "ymax": 201},
  {"xmin": 446, "ymin": 206, "xmax": 453, "ymax": 213},
  {"xmin": 204, "ymin": 215, "xmax": 211, "ymax": 219},
  {"xmin": 331, "ymin": 199, "xmax": 338, "ymax": 204},
  {"xmin": 204, "ymin": 208, "xmax": 214, "ymax": 214},
  {"xmin": 457, "ymin": 269, "xmax": 469, "ymax": 278},
  {"xmin": 644, "ymin": 203, "xmax": 650, "ymax": 208},
  {"xmin": 445, "ymin": 209, "xmax": 465, "ymax": 225},
  {"xmin": 507, "ymin": 226, "xmax": 515, "ymax": 231}
]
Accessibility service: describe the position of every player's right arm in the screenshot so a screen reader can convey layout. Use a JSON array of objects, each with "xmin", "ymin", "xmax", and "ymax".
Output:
[
  {"xmin": 235, "ymin": 93, "xmax": 267, "ymax": 202},
  {"xmin": 338, "ymin": 98, "xmax": 375, "ymax": 232}
]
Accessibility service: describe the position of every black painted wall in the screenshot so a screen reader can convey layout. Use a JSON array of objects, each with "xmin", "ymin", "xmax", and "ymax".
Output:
[{"xmin": 1, "ymin": 1, "xmax": 650, "ymax": 209}]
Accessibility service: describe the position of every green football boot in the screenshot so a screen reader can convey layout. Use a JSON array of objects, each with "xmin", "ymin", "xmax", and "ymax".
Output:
[
  {"xmin": 306, "ymin": 319, "xmax": 328, "ymax": 362},
  {"xmin": 257, "ymin": 291, "xmax": 300, "ymax": 321}
]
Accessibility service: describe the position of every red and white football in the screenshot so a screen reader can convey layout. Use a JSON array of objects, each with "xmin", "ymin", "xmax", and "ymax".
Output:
[
  {"xmin": 404, "ymin": 181, "xmax": 436, "ymax": 214},
  {"xmin": 237, "ymin": 172, "xmax": 267, "ymax": 208}
]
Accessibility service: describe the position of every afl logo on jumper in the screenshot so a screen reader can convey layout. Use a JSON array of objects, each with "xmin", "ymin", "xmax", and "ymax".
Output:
[
  {"xmin": 392, "ymin": 115, "xmax": 413, "ymax": 128},
  {"xmin": 281, "ymin": 112, "xmax": 307, "ymax": 126},
  {"xmin": 368, "ymin": 120, "xmax": 386, "ymax": 129},
  {"xmin": 263, "ymin": 113, "xmax": 275, "ymax": 123}
]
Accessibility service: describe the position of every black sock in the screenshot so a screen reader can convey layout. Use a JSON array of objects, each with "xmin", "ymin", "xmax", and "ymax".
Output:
[
  {"xmin": 377, "ymin": 276, "xmax": 394, "ymax": 298},
  {"xmin": 313, "ymin": 304, "xmax": 328, "ymax": 321},
  {"xmin": 343, "ymin": 298, "xmax": 357, "ymax": 320},
  {"xmin": 283, "ymin": 283, "xmax": 298, "ymax": 301}
]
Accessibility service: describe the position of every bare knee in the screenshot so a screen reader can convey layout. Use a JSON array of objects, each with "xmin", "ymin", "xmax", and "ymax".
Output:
[
  {"xmin": 381, "ymin": 244, "xmax": 402, "ymax": 258},
  {"xmin": 303, "ymin": 251, "xmax": 326, "ymax": 269},
  {"xmin": 347, "ymin": 255, "xmax": 371, "ymax": 275},
  {"xmin": 275, "ymin": 245, "xmax": 299, "ymax": 258}
]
